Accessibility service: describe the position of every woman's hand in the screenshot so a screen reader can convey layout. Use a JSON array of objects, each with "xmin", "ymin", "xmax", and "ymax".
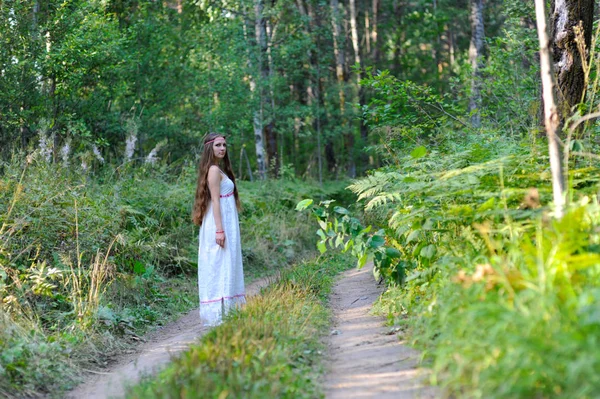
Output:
[{"xmin": 216, "ymin": 231, "xmax": 226, "ymax": 248}]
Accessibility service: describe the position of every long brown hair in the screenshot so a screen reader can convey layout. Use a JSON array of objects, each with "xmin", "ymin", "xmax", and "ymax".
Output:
[{"xmin": 192, "ymin": 133, "xmax": 241, "ymax": 226}]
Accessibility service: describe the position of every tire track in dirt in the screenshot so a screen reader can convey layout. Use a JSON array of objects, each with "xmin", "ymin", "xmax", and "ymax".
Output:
[
  {"xmin": 67, "ymin": 275, "xmax": 275, "ymax": 399},
  {"xmin": 325, "ymin": 263, "xmax": 439, "ymax": 399}
]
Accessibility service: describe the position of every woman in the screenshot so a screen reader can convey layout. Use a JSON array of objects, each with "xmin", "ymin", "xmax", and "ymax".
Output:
[{"xmin": 192, "ymin": 133, "xmax": 245, "ymax": 326}]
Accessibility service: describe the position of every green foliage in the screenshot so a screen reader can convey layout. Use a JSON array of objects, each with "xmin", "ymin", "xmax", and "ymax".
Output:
[
  {"xmin": 0, "ymin": 151, "xmax": 346, "ymax": 396},
  {"xmin": 307, "ymin": 131, "xmax": 600, "ymax": 396},
  {"xmin": 297, "ymin": 198, "xmax": 404, "ymax": 283},
  {"xmin": 125, "ymin": 253, "xmax": 353, "ymax": 399}
]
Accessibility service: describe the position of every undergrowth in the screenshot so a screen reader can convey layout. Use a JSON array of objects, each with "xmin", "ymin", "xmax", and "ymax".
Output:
[
  {"xmin": 0, "ymin": 156, "xmax": 349, "ymax": 397},
  {"xmin": 125, "ymin": 252, "xmax": 353, "ymax": 399},
  {"xmin": 313, "ymin": 132, "xmax": 600, "ymax": 398}
]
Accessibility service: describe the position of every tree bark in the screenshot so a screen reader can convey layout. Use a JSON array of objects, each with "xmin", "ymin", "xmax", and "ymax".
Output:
[
  {"xmin": 255, "ymin": 0, "xmax": 278, "ymax": 176},
  {"xmin": 330, "ymin": 0, "xmax": 346, "ymax": 109},
  {"xmin": 349, "ymin": 0, "xmax": 368, "ymax": 143},
  {"xmin": 330, "ymin": 0, "xmax": 355, "ymax": 177},
  {"xmin": 371, "ymin": 0, "xmax": 380, "ymax": 63},
  {"xmin": 468, "ymin": 0, "xmax": 485, "ymax": 128},
  {"xmin": 535, "ymin": 0, "xmax": 566, "ymax": 219},
  {"xmin": 243, "ymin": 10, "xmax": 267, "ymax": 179},
  {"xmin": 550, "ymin": 0, "xmax": 594, "ymax": 119}
]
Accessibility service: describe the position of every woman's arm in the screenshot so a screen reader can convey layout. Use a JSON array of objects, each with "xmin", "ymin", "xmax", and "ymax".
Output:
[{"xmin": 207, "ymin": 166, "xmax": 225, "ymax": 247}]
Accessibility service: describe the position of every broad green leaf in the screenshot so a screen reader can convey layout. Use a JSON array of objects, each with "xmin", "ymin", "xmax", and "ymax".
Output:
[
  {"xmin": 334, "ymin": 206, "xmax": 350, "ymax": 215},
  {"xmin": 385, "ymin": 247, "xmax": 401, "ymax": 258},
  {"xmin": 317, "ymin": 240, "xmax": 327, "ymax": 254},
  {"xmin": 344, "ymin": 239, "xmax": 354, "ymax": 252},
  {"xmin": 406, "ymin": 229, "xmax": 421, "ymax": 243},
  {"xmin": 368, "ymin": 235, "xmax": 386, "ymax": 248},
  {"xmin": 420, "ymin": 244, "xmax": 436, "ymax": 259},
  {"xmin": 295, "ymin": 199, "xmax": 313, "ymax": 211},
  {"xmin": 133, "ymin": 261, "xmax": 146, "ymax": 275},
  {"xmin": 357, "ymin": 253, "xmax": 368, "ymax": 269},
  {"xmin": 410, "ymin": 146, "xmax": 427, "ymax": 159}
]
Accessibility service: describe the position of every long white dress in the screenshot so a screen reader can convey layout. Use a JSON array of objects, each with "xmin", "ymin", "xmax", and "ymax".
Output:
[{"xmin": 198, "ymin": 171, "xmax": 246, "ymax": 326}]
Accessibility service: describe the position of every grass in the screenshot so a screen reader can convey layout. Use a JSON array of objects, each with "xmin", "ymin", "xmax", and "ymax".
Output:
[
  {"xmin": 0, "ymin": 155, "xmax": 352, "ymax": 397},
  {"xmin": 349, "ymin": 135, "xmax": 600, "ymax": 398},
  {"xmin": 125, "ymin": 252, "xmax": 353, "ymax": 399}
]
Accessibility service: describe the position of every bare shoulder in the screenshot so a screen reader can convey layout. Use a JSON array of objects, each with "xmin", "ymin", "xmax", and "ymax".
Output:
[{"xmin": 207, "ymin": 165, "xmax": 222, "ymax": 183}]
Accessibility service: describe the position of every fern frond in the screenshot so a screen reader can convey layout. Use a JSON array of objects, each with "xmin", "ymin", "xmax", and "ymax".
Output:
[{"xmin": 365, "ymin": 192, "xmax": 402, "ymax": 211}]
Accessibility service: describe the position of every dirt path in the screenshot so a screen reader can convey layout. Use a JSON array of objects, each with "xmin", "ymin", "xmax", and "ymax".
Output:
[
  {"xmin": 67, "ymin": 275, "xmax": 275, "ymax": 399},
  {"xmin": 325, "ymin": 263, "xmax": 439, "ymax": 399}
]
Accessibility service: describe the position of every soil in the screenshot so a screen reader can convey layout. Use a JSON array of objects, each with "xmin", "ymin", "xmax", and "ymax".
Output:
[{"xmin": 324, "ymin": 263, "xmax": 439, "ymax": 399}]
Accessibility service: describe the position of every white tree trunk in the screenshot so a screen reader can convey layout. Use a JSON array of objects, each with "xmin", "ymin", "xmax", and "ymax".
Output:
[
  {"xmin": 349, "ymin": 0, "xmax": 361, "ymax": 68},
  {"xmin": 243, "ymin": 10, "xmax": 267, "ymax": 179},
  {"xmin": 535, "ymin": 0, "xmax": 566, "ymax": 218},
  {"xmin": 468, "ymin": 0, "xmax": 484, "ymax": 128},
  {"xmin": 330, "ymin": 0, "xmax": 345, "ymax": 110}
]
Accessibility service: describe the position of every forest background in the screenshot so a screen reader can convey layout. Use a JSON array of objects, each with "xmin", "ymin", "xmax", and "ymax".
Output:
[{"xmin": 1, "ymin": 0, "xmax": 600, "ymax": 398}]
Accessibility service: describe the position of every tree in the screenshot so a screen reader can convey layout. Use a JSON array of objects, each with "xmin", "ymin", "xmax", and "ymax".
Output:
[
  {"xmin": 550, "ymin": 0, "xmax": 594, "ymax": 119},
  {"xmin": 468, "ymin": 0, "xmax": 485, "ymax": 128},
  {"xmin": 535, "ymin": 0, "xmax": 566, "ymax": 219}
]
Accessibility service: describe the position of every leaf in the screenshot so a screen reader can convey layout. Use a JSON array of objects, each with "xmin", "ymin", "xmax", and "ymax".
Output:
[
  {"xmin": 357, "ymin": 253, "xmax": 368, "ymax": 268},
  {"xmin": 410, "ymin": 146, "xmax": 427, "ymax": 159},
  {"xmin": 295, "ymin": 199, "xmax": 313, "ymax": 211},
  {"xmin": 344, "ymin": 239, "xmax": 354, "ymax": 252},
  {"xmin": 477, "ymin": 197, "xmax": 496, "ymax": 212},
  {"xmin": 420, "ymin": 244, "xmax": 437, "ymax": 259},
  {"xmin": 317, "ymin": 240, "xmax": 327, "ymax": 254},
  {"xmin": 385, "ymin": 247, "xmax": 401, "ymax": 258},
  {"xmin": 368, "ymin": 235, "xmax": 386, "ymax": 249},
  {"xmin": 406, "ymin": 229, "xmax": 421, "ymax": 243},
  {"xmin": 334, "ymin": 206, "xmax": 350, "ymax": 215},
  {"xmin": 133, "ymin": 261, "xmax": 146, "ymax": 275},
  {"xmin": 318, "ymin": 220, "xmax": 328, "ymax": 230}
]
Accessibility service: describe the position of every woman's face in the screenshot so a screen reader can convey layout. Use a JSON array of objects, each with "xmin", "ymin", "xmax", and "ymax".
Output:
[{"xmin": 212, "ymin": 137, "xmax": 227, "ymax": 159}]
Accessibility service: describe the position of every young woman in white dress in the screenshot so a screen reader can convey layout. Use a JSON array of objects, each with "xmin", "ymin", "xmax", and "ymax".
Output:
[{"xmin": 192, "ymin": 133, "xmax": 245, "ymax": 326}]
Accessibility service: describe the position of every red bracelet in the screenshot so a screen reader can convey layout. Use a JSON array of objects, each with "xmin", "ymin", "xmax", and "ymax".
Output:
[{"xmin": 216, "ymin": 230, "xmax": 224, "ymax": 234}]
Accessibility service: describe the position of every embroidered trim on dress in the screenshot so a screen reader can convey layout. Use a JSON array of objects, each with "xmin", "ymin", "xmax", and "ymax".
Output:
[
  {"xmin": 220, "ymin": 192, "xmax": 234, "ymax": 198},
  {"xmin": 201, "ymin": 294, "xmax": 246, "ymax": 304}
]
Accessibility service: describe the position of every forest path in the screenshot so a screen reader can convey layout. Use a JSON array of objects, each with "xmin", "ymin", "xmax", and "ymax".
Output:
[
  {"xmin": 67, "ymin": 275, "xmax": 275, "ymax": 399},
  {"xmin": 325, "ymin": 263, "xmax": 438, "ymax": 399}
]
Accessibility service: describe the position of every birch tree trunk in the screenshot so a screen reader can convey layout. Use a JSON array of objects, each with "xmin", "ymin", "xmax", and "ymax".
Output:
[
  {"xmin": 330, "ymin": 0, "xmax": 346, "ymax": 110},
  {"xmin": 349, "ymin": 0, "xmax": 361, "ymax": 70},
  {"xmin": 265, "ymin": 19, "xmax": 279, "ymax": 175},
  {"xmin": 468, "ymin": 0, "xmax": 484, "ymax": 128},
  {"xmin": 550, "ymin": 0, "xmax": 594, "ymax": 119},
  {"xmin": 349, "ymin": 0, "xmax": 368, "ymax": 143},
  {"xmin": 255, "ymin": 0, "xmax": 278, "ymax": 177},
  {"xmin": 535, "ymin": 0, "xmax": 566, "ymax": 219},
  {"xmin": 243, "ymin": 10, "xmax": 267, "ymax": 179}
]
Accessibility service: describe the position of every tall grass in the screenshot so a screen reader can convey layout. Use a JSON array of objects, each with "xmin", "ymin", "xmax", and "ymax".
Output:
[
  {"xmin": 126, "ymin": 253, "xmax": 352, "ymax": 399},
  {"xmin": 347, "ymin": 134, "xmax": 600, "ymax": 398},
  {"xmin": 0, "ymin": 155, "xmax": 350, "ymax": 397}
]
